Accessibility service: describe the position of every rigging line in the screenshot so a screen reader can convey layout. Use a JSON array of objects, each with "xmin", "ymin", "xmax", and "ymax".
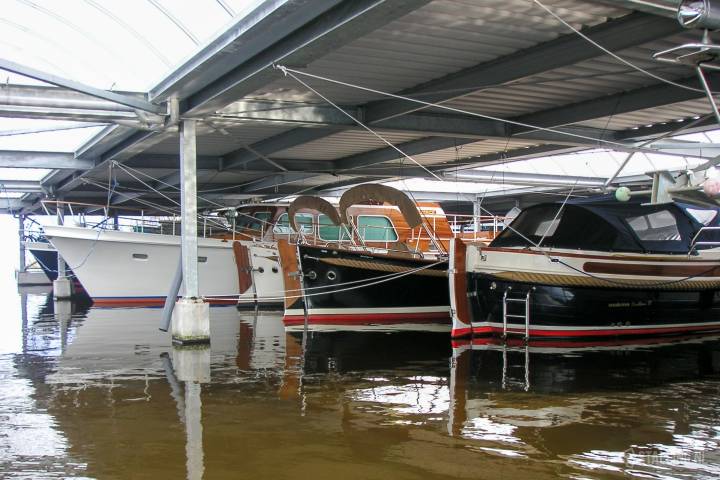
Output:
[
  {"xmin": 207, "ymin": 259, "xmax": 447, "ymax": 302},
  {"xmin": 531, "ymin": 0, "xmax": 711, "ymax": 95},
  {"xmin": 537, "ymin": 181, "xmax": 577, "ymax": 248},
  {"xmin": 114, "ymin": 164, "xmax": 180, "ymax": 207},
  {"xmin": 277, "ymin": 66, "xmax": 444, "ymax": 181},
  {"xmin": 275, "ymin": 66, "xmax": 711, "ymax": 160},
  {"xmin": 108, "ymin": 163, "xmax": 279, "ymax": 229}
]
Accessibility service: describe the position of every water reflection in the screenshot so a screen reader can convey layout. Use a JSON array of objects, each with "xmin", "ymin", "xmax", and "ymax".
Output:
[{"xmin": 2, "ymin": 291, "xmax": 720, "ymax": 478}]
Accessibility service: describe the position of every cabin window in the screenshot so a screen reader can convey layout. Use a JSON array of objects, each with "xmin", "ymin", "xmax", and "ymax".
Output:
[
  {"xmin": 236, "ymin": 211, "xmax": 271, "ymax": 230},
  {"xmin": 272, "ymin": 213, "xmax": 313, "ymax": 234},
  {"xmin": 357, "ymin": 215, "xmax": 398, "ymax": 241},
  {"xmin": 318, "ymin": 214, "xmax": 350, "ymax": 241},
  {"xmin": 132, "ymin": 253, "xmax": 148, "ymax": 260},
  {"xmin": 249, "ymin": 211, "xmax": 271, "ymax": 230},
  {"xmin": 686, "ymin": 208, "xmax": 717, "ymax": 226},
  {"xmin": 626, "ymin": 210, "xmax": 681, "ymax": 241}
]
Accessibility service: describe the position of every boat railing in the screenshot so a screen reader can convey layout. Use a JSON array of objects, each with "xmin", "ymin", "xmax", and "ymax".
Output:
[
  {"xmin": 39, "ymin": 200, "xmax": 233, "ymax": 238},
  {"xmin": 689, "ymin": 226, "xmax": 720, "ymax": 253},
  {"xmin": 283, "ymin": 212, "xmax": 506, "ymax": 251}
]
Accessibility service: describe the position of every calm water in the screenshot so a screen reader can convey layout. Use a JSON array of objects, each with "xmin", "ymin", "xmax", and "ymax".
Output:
[{"xmin": 1, "ymin": 289, "xmax": 720, "ymax": 479}]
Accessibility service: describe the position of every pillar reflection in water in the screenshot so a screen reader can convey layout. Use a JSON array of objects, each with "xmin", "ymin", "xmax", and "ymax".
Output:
[{"xmin": 164, "ymin": 345, "xmax": 210, "ymax": 480}]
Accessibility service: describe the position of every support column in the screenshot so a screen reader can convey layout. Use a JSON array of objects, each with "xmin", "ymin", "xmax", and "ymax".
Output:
[
  {"xmin": 53, "ymin": 204, "xmax": 73, "ymax": 299},
  {"xmin": 18, "ymin": 214, "xmax": 26, "ymax": 273},
  {"xmin": 172, "ymin": 119, "xmax": 210, "ymax": 344}
]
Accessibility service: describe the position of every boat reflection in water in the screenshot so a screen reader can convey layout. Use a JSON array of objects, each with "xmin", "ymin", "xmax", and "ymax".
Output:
[
  {"xmin": 6, "ymin": 293, "xmax": 720, "ymax": 479},
  {"xmin": 448, "ymin": 335, "xmax": 720, "ymax": 476}
]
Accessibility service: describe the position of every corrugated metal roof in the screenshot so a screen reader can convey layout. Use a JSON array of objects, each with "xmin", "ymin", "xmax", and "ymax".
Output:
[
  {"xmin": 271, "ymin": 130, "xmax": 426, "ymax": 160},
  {"xmin": 140, "ymin": 122, "xmax": 292, "ymax": 156},
  {"xmin": 439, "ymin": 32, "xmax": 697, "ymax": 119},
  {"xmin": 247, "ymin": 0, "xmax": 630, "ymax": 105}
]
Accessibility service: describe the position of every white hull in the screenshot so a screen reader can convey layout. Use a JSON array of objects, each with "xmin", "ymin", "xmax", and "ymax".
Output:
[{"xmin": 43, "ymin": 226, "xmax": 284, "ymax": 306}]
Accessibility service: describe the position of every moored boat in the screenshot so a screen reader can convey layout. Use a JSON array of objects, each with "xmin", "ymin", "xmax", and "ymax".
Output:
[
  {"xmin": 43, "ymin": 203, "xmax": 292, "ymax": 307},
  {"xmin": 450, "ymin": 196, "xmax": 720, "ymax": 339},
  {"xmin": 279, "ymin": 184, "xmax": 461, "ymax": 329}
]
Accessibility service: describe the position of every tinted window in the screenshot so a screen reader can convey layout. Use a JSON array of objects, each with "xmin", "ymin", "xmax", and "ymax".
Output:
[
  {"xmin": 626, "ymin": 210, "xmax": 680, "ymax": 241},
  {"xmin": 237, "ymin": 211, "xmax": 271, "ymax": 230},
  {"xmin": 357, "ymin": 215, "xmax": 398, "ymax": 241},
  {"xmin": 318, "ymin": 214, "xmax": 350, "ymax": 241},
  {"xmin": 273, "ymin": 213, "xmax": 313, "ymax": 234}
]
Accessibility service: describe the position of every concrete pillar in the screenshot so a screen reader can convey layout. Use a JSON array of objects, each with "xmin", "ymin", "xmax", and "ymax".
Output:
[
  {"xmin": 53, "ymin": 206, "xmax": 73, "ymax": 299},
  {"xmin": 172, "ymin": 119, "xmax": 209, "ymax": 344},
  {"xmin": 18, "ymin": 214, "xmax": 26, "ymax": 273}
]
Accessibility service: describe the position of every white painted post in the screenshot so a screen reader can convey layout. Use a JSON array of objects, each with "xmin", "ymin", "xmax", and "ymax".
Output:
[
  {"xmin": 172, "ymin": 119, "xmax": 210, "ymax": 344},
  {"xmin": 53, "ymin": 205, "xmax": 72, "ymax": 299}
]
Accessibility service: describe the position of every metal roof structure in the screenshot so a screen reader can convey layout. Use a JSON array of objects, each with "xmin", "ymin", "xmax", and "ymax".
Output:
[{"xmin": 2, "ymin": 0, "xmax": 720, "ymax": 215}]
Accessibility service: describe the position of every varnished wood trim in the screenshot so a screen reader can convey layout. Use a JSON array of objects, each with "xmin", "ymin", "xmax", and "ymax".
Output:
[
  {"xmin": 451, "ymin": 238, "xmax": 471, "ymax": 326},
  {"xmin": 277, "ymin": 239, "xmax": 302, "ymax": 310},
  {"xmin": 583, "ymin": 261, "xmax": 720, "ymax": 277},
  {"xmin": 232, "ymin": 241, "xmax": 253, "ymax": 294}
]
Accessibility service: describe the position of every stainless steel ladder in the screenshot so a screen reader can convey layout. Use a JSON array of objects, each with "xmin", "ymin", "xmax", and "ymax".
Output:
[{"xmin": 502, "ymin": 287, "xmax": 533, "ymax": 339}]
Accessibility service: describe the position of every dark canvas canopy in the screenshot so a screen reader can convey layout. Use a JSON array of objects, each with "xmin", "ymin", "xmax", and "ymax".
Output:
[{"xmin": 491, "ymin": 195, "xmax": 720, "ymax": 254}]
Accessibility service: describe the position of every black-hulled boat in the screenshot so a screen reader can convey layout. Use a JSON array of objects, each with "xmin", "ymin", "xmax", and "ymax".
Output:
[
  {"xmin": 449, "ymin": 196, "xmax": 720, "ymax": 339},
  {"xmin": 279, "ymin": 185, "xmax": 451, "ymax": 329}
]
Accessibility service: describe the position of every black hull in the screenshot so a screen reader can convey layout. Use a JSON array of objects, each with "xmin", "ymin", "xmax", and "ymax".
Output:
[
  {"xmin": 285, "ymin": 245, "xmax": 450, "ymax": 326},
  {"xmin": 467, "ymin": 273, "xmax": 720, "ymax": 338},
  {"xmin": 29, "ymin": 248, "xmax": 76, "ymax": 282}
]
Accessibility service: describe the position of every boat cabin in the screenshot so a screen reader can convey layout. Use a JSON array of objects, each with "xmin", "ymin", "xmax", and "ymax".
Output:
[{"xmin": 490, "ymin": 197, "xmax": 720, "ymax": 254}]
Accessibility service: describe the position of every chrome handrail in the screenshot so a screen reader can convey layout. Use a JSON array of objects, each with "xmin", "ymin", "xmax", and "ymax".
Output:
[{"xmin": 689, "ymin": 226, "xmax": 720, "ymax": 253}]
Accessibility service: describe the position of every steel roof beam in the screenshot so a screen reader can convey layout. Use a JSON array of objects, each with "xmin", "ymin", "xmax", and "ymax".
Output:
[
  {"xmin": 216, "ymin": 101, "xmax": 508, "ymax": 138},
  {"xmin": 0, "ymin": 59, "xmax": 164, "ymax": 114},
  {"xmin": 0, "ymin": 151, "xmax": 94, "ymax": 170},
  {"xmin": 0, "ymin": 179, "xmax": 43, "ymax": 193},
  {"xmin": 513, "ymin": 74, "xmax": 720, "ymax": 133},
  {"xmin": 594, "ymin": 1, "xmax": 677, "ymax": 18},
  {"xmin": 362, "ymin": 12, "xmax": 681, "ymax": 123},
  {"xmin": 180, "ymin": 0, "xmax": 432, "ymax": 117},
  {"xmin": 149, "ymin": 0, "xmax": 343, "ymax": 103}
]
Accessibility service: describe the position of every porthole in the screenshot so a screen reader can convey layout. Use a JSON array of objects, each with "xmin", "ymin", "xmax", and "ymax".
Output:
[
  {"xmin": 132, "ymin": 253, "xmax": 149, "ymax": 260},
  {"xmin": 306, "ymin": 270, "xmax": 317, "ymax": 280},
  {"xmin": 326, "ymin": 270, "xmax": 337, "ymax": 281},
  {"xmin": 198, "ymin": 256, "xmax": 207, "ymax": 263},
  {"xmin": 257, "ymin": 267, "xmax": 264, "ymax": 274},
  {"xmin": 272, "ymin": 266, "xmax": 279, "ymax": 273}
]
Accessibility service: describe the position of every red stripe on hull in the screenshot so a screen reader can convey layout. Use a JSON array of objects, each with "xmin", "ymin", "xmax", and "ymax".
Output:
[
  {"xmin": 92, "ymin": 297, "xmax": 238, "ymax": 307},
  {"xmin": 470, "ymin": 323, "xmax": 720, "ymax": 338},
  {"xmin": 468, "ymin": 335, "xmax": 720, "ymax": 349},
  {"xmin": 283, "ymin": 311, "xmax": 450, "ymax": 326},
  {"xmin": 451, "ymin": 327, "xmax": 472, "ymax": 338}
]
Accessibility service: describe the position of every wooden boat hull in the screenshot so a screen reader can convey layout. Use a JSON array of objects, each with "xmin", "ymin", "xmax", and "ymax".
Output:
[{"xmin": 282, "ymin": 243, "xmax": 450, "ymax": 328}]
